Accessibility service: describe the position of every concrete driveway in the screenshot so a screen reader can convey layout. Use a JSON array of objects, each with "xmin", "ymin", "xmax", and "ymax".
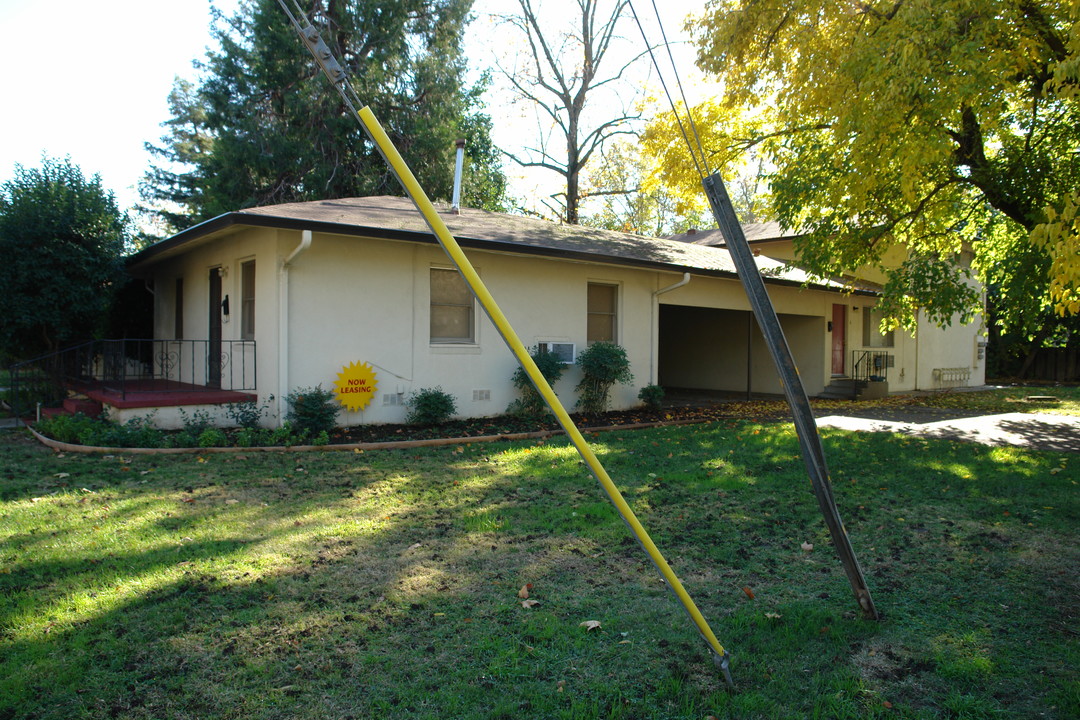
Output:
[{"xmin": 816, "ymin": 409, "xmax": 1080, "ymax": 453}]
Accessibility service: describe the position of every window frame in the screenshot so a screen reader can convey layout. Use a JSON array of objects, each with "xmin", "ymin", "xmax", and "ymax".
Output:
[
  {"xmin": 586, "ymin": 282, "xmax": 619, "ymax": 345},
  {"xmin": 429, "ymin": 266, "xmax": 477, "ymax": 345},
  {"xmin": 174, "ymin": 277, "xmax": 184, "ymax": 340},
  {"xmin": 862, "ymin": 306, "xmax": 895, "ymax": 348},
  {"xmin": 240, "ymin": 259, "xmax": 256, "ymax": 341}
]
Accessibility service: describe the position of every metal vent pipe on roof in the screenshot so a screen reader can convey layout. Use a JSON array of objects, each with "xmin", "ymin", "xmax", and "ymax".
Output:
[{"xmin": 451, "ymin": 139, "xmax": 465, "ymax": 214}]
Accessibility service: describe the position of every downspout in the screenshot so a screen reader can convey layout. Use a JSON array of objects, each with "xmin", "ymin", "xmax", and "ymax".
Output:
[
  {"xmin": 914, "ymin": 307, "xmax": 921, "ymax": 391},
  {"xmin": 654, "ymin": 272, "xmax": 691, "ymax": 297},
  {"xmin": 651, "ymin": 272, "xmax": 691, "ymax": 385},
  {"xmin": 278, "ymin": 230, "xmax": 312, "ymax": 423}
]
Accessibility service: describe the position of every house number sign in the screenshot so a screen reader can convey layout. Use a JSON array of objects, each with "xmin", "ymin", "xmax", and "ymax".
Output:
[{"xmin": 334, "ymin": 361, "xmax": 378, "ymax": 411}]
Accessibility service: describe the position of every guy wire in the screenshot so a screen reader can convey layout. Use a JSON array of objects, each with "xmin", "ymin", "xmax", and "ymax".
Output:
[
  {"xmin": 626, "ymin": 1, "xmax": 709, "ymax": 185},
  {"xmin": 649, "ymin": 0, "xmax": 713, "ymax": 179}
]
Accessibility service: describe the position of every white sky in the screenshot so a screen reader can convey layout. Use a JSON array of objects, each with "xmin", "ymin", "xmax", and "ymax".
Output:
[{"xmin": 0, "ymin": 0, "xmax": 713, "ymax": 217}]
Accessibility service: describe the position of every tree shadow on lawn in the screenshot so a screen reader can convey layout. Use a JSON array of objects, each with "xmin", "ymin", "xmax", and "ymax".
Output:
[{"xmin": 1, "ymin": 423, "xmax": 1077, "ymax": 718}]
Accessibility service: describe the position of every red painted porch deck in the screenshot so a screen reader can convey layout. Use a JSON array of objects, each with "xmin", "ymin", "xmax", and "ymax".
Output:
[{"xmin": 76, "ymin": 380, "xmax": 257, "ymax": 410}]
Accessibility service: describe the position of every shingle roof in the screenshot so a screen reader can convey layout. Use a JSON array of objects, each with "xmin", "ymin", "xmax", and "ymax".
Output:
[
  {"xmin": 667, "ymin": 221, "xmax": 808, "ymax": 246},
  {"xmin": 128, "ymin": 196, "xmax": 862, "ymax": 293}
]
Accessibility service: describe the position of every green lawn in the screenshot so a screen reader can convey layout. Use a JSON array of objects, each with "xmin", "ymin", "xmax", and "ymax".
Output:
[
  {"xmin": 0, "ymin": 418, "xmax": 1077, "ymax": 719},
  {"xmin": 914, "ymin": 384, "xmax": 1080, "ymax": 416}
]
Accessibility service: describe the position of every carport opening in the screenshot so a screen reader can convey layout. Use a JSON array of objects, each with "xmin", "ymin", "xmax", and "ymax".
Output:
[{"xmin": 658, "ymin": 304, "xmax": 825, "ymax": 398}]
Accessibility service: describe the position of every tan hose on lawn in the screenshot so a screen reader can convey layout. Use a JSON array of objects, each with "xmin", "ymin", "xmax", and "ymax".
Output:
[{"xmin": 357, "ymin": 106, "xmax": 733, "ymax": 684}]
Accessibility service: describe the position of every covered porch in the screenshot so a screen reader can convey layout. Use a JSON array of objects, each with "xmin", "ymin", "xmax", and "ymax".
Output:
[{"xmin": 9, "ymin": 338, "xmax": 257, "ymax": 423}]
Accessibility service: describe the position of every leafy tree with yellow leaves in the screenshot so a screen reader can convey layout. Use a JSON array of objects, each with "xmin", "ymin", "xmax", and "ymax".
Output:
[{"xmin": 643, "ymin": 0, "xmax": 1080, "ymax": 337}]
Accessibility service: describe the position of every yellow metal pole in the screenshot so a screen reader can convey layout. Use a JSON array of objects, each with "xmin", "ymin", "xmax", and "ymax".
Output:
[{"xmin": 357, "ymin": 106, "xmax": 732, "ymax": 681}]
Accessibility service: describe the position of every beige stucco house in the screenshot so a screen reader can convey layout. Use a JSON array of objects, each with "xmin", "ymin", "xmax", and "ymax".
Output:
[{"xmin": 119, "ymin": 196, "xmax": 986, "ymax": 428}]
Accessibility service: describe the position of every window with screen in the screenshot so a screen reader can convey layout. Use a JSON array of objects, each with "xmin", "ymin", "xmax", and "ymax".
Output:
[
  {"xmin": 587, "ymin": 283, "xmax": 617, "ymax": 344},
  {"xmin": 430, "ymin": 268, "xmax": 475, "ymax": 343}
]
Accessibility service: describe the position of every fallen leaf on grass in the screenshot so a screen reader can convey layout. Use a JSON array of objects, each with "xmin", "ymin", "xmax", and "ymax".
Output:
[
  {"xmin": 556, "ymin": 680, "xmax": 565, "ymax": 693},
  {"xmin": 801, "ymin": 541, "xmax": 814, "ymax": 551},
  {"xmin": 764, "ymin": 612, "xmax": 782, "ymax": 619},
  {"xmin": 882, "ymin": 700, "xmax": 893, "ymax": 709},
  {"xmin": 517, "ymin": 583, "xmax": 532, "ymax": 599},
  {"xmin": 225, "ymin": 499, "xmax": 239, "ymax": 505},
  {"xmin": 521, "ymin": 599, "xmax": 540, "ymax": 609},
  {"xmin": 742, "ymin": 586, "xmax": 755, "ymax": 600},
  {"xmin": 579, "ymin": 620, "xmax": 602, "ymax": 631}
]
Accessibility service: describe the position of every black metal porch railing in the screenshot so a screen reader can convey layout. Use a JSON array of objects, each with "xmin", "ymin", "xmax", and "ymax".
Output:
[
  {"xmin": 851, "ymin": 349, "xmax": 892, "ymax": 383},
  {"xmin": 8, "ymin": 339, "xmax": 256, "ymax": 419}
]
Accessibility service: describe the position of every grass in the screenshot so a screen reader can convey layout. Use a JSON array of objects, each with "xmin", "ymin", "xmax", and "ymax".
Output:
[
  {"xmin": 1, "ymin": 413, "xmax": 1078, "ymax": 719},
  {"xmin": 913, "ymin": 384, "xmax": 1080, "ymax": 416}
]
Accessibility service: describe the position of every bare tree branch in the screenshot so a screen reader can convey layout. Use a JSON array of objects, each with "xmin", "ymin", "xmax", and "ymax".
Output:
[{"xmin": 497, "ymin": 0, "xmax": 650, "ymax": 223}]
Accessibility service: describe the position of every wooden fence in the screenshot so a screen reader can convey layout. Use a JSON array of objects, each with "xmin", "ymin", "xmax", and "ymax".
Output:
[{"xmin": 1023, "ymin": 347, "xmax": 1079, "ymax": 382}]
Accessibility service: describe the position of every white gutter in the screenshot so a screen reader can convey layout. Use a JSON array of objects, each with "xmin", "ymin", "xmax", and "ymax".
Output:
[
  {"xmin": 278, "ymin": 230, "xmax": 313, "ymax": 423},
  {"xmin": 650, "ymin": 273, "xmax": 691, "ymax": 384}
]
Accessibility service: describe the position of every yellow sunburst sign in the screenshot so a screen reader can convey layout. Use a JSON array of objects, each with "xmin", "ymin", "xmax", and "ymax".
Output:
[{"xmin": 333, "ymin": 361, "xmax": 378, "ymax": 412}]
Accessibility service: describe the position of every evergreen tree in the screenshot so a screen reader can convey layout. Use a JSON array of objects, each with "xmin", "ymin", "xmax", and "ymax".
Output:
[
  {"xmin": 0, "ymin": 157, "xmax": 129, "ymax": 362},
  {"xmin": 142, "ymin": 0, "xmax": 507, "ymax": 232}
]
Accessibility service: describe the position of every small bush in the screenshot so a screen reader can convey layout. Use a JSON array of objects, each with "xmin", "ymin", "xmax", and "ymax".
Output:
[
  {"xmin": 507, "ymin": 346, "xmax": 567, "ymax": 417},
  {"xmin": 35, "ymin": 413, "xmax": 91, "ymax": 444},
  {"xmin": 638, "ymin": 384, "xmax": 665, "ymax": 411},
  {"xmin": 172, "ymin": 431, "xmax": 197, "ymax": 449},
  {"xmin": 234, "ymin": 427, "xmax": 260, "ymax": 448},
  {"xmin": 286, "ymin": 386, "xmax": 338, "ymax": 436},
  {"xmin": 576, "ymin": 342, "xmax": 633, "ymax": 414},
  {"xmin": 406, "ymin": 387, "xmax": 458, "ymax": 426},
  {"xmin": 178, "ymin": 408, "xmax": 213, "ymax": 437},
  {"xmin": 35, "ymin": 413, "xmax": 168, "ymax": 448},
  {"xmin": 197, "ymin": 428, "xmax": 229, "ymax": 448},
  {"xmin": 267, "ymin": 421, "xmax": 306, "ymax": 447},
  {"xmin": 225, "ymin": 397, "xmax": 271, "ymax": 429}
]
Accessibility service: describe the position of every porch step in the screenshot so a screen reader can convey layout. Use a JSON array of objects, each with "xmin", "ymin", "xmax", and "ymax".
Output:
[
  {"xmin": 36, "ymin": 398, "xmax": 104, "ymax": 422},
  {"xmin": 40, "ymin": 406, "xmax": 70, "ymax": 420},
  {"xmin": 818, "ymin": 377, "xmax": 889, "ymax": 400},
  {"xmin": 63, "ymin": 397, "xmax": 103, "ymax": 417},
  {"xmin": 817, "ymin": 377, "xmax": 866, "ymax": 400}
]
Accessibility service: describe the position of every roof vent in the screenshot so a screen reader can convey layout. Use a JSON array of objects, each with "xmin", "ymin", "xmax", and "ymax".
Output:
[
  {"xmin": 686, "ymin": 228, "xmax": 697, "ymax": 235},
  {"xmin": 451, "ymin": 139, "xmax": 466, "ymax": 215}
]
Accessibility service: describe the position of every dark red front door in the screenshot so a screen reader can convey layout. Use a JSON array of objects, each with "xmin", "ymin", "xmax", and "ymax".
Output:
[{"xmin": 831, "ymin": 304, "xmax": 846, "ymax": 375}]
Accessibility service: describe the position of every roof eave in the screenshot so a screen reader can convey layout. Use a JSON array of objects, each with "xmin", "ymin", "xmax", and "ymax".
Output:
[{"xmin": 127, "ymin": 210, "xmax": 877, "ymax": 296}]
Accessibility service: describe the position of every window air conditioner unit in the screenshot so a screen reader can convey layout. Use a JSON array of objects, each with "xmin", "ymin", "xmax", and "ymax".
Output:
[{"xmin": 537, "ymin": 341, "xmax": 575, "ymax": 364}]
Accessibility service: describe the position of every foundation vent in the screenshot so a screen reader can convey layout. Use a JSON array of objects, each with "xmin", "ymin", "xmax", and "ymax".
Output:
[{"xmin": 472, "ymin": 389, "xmax": 491, "ymax": 402}]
